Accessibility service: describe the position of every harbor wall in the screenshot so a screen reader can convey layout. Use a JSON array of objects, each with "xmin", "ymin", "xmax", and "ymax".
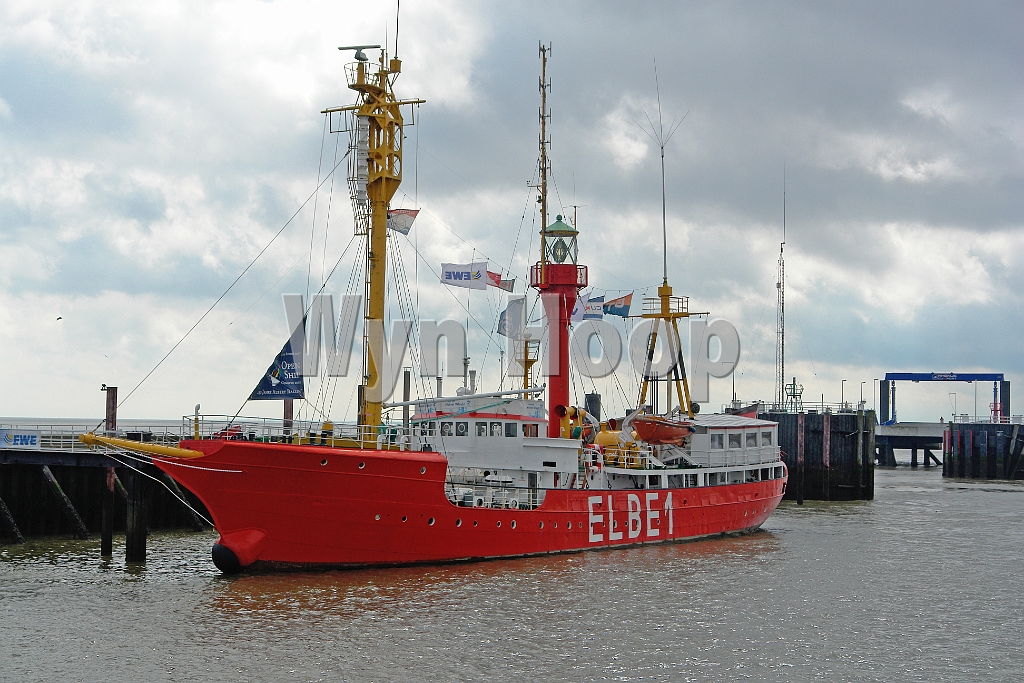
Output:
[
  {"xmin": 0, "ymin": 464, "xmax": 209, "ymax": 541},
  {"xmin": 759, "ymin": 410, "xmax": 875, "ymax": 501},
  {"xmin": 944, "ymin": 423, "xmax": 1024, "ymax": 480}
]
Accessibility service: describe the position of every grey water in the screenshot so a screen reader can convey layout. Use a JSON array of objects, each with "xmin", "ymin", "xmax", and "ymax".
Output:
[{"xmin": 2, "ymin": 468, "xmax": 1023, "ymax": 682}]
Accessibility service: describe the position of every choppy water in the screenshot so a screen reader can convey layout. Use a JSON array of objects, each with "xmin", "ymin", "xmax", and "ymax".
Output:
[{"xmin": 2, "ymin": 468, "xmax": 1023, "ymax": 682}]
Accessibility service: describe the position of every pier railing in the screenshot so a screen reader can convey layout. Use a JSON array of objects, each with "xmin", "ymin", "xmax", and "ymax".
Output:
[{"xmin": 0, "ymin": 422, "xmax": 185, "ymax": 454}]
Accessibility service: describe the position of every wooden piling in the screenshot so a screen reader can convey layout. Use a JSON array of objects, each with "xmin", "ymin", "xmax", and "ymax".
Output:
[
  {"xmin": 101, "ymin": 467, "xmax": 115, "ymax": 556},
  {"xmin": 0, "ymin": 492, "xmax": 25, "ymax": 544},
  {"xmin": 855, "ymin": 410, "xmax": 864, "ymax": 498},
  {"xmin": 160, "ymin": 473, "xmax": 205, "ymax": 532},
  {"xmin": 125, "ymin": 468, "xmax": 146, "ymax": 563},
  {"xmin": 40, "ymin": 465, "xmax": 89, "ymax": 540},
  {"xmin": 821, "ymin": 412, "xmax": 830, "ymax": 502},
  {"xmin": 104, "ymin": 385, "xmax": 117, "ymax": 433},
  {"xmin": 796, "ymin": 412, "xmax": 805, "ymax": 505}
]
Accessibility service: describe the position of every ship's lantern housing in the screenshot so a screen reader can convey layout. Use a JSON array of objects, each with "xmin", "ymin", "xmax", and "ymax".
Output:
[{"xmin": 543, "ymin": 215, "xmax": 578, "ymax": 265}]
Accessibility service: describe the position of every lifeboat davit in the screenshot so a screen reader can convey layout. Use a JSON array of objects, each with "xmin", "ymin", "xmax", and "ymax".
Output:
[{"xmin": 632, "ymin": 414, "xmax": 695, "ymax": 445}]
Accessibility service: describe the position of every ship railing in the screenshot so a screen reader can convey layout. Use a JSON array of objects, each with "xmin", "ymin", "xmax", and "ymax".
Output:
[
  {"xmin": 343, "ymin": 60, "xmax": 383, "ymax": 89},
  {"xmin": 641, "ymin": 295, "xmax": 688, "ymax": 316},
  {"xmin": 586, "ymin": 444, "xmax": 661, "ymax": 470},
  {"xmin": 444, "ymin": 482, "xmax": 547, "ymax": 510},
  {"xmin": 183, "ymin": 416, "xmax": 436, "ymax": 450}
]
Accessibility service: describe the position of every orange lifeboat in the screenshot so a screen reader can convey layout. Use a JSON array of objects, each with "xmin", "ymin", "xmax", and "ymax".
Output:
[{"xmin": 632, "ymin": 414, "xmax": 694, "ymax": 445}]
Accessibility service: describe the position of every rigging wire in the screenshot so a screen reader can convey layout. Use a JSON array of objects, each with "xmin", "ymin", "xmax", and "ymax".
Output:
[
  {"xmin": 117, "ymin": 148, "xmax": 352, "ymax": 410},
  {"xmin": 226, "ymin": 232, "xmax": 358, "ymax": 428},
  {"xmin": 305, "ymin": 114, "xmax": 330, "ymax": 307},
  {"xmin": 102, "ymin": 450, "xmax": 216, "ymax": 527}
]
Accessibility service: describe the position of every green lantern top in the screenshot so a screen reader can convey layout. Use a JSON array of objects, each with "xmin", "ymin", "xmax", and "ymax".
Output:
[{"xmin": 543, "ymin": 215, "xmax": 578, "ymax": 265}]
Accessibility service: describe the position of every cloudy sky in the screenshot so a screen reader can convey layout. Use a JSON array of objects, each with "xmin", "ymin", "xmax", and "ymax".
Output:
[{"xmin": 1, "ymin": 0, "xmax": 1021, "ymax": 422}]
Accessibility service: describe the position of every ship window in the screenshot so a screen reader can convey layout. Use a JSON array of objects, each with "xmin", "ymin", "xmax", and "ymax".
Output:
[
  {"xmin": 649, "ymin": 475, "xmax": 661, "ymax": 488},
  {"xmin": 728, "ymin": 433, "xmax": 742, "ymax": 449},
  {"xmin": 456, "ymin": 422, "xmax": 469, "ymax": 437},
  {"xmin": 729, "ymin": 471, "xmax": 743, "ymax": 484},
  {"xmin": 490, "ymin": 422, "xmax": 502, "ymax": 437},
  {"xmin": 505, "ymin": 422, "xmax": 517, "ymax": 437},
  {"xmin": 746, "ymin": 470, "xmax": 758, "ymax": 483},
  {"xmin": 761, "ymin": 431, "xmax": 773, "ymax": 446},
  {"xmin": 746, "ymin": 432, "xmax": 758, "ymax": 448},
  {"xmin": 440, "ymin": 422, "xmax": 453, "ymax": 436},
  {"xmin": 523, "ymin": 424, "xmax": 539, "ymax": 437},
  {"xmin": 685, "ymin": 473, "xmax": 698, "ymax": 488},
  {"xmin": 775, "ymin": 466, "xmax": 784, "ymax": 479},
  {"xmin": 476, "ymin": 422, "xmax": 487, "ymax": 436},
  {"xmin": 710, "ymin": 433, "xmax": 724, "ymax": 449}
]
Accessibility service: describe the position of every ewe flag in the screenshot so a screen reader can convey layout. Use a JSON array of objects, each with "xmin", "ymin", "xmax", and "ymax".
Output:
[
  {"xmin": 604, "ymin": 293, "xmax": 633, "ymax": 317},
  {"xmin": 387, "ymin": 209, "xmax": 419, "ymax": 235},
  {"xmin": 441, "ymin": 262, "xmax": 488, "ymax": 290},
  {"xmin": 487, "ymin": 271, "xmax": 515, "ymax": 292},
  {"xmin": 584, "ymin": 295, "xmax": 604, "ymax": 319}
]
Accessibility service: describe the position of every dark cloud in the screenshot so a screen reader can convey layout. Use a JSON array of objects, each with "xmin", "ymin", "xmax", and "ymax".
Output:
[{"xmin": 1, "ymin": 1, "xmax": 1021, "ymax": 418}]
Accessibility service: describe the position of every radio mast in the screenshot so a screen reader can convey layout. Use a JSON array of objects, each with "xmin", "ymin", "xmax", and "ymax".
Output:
[{"xmin": 774, "ymin": 168, "xmax": 786, "ymax": 411}]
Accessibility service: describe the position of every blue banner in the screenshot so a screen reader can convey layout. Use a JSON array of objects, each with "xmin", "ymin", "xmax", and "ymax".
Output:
[{"xmin": 249, "ymin": 339, "xmax": 304, "ymax": 400}]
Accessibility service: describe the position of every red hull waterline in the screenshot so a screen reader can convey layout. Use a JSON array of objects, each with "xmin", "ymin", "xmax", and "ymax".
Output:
[{"xmin": 154, "ymin": 440, "xmax": 787, "ymax": 572}]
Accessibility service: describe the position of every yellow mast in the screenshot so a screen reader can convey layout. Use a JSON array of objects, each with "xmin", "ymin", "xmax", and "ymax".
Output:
[
  {"xmin": 325, "ymin": 48, "xmax": 423, "ymax": 428},
  {"xmin": 638, "ymin": 284, "xmax": 698, "ymax": 417}
]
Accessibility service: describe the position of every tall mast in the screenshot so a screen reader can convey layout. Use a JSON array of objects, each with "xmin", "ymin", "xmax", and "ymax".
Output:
[
  {"xmin": 774, "ymin": 168, "xmax": 786, "ymax": 411},
  {"xmin": 528, "ymin": 43, "xmax": 587, "ymax": 438},
  {"xmin": 635, "ymin": 67, "xmax": 695, "ymax": 418},
  {"xmin": 328, "ymin": 45, "xmax": 424, "ymax": 429},
  {"xmin": 538, "ymin": 42, "xmax": 551, "ymax": 282}
]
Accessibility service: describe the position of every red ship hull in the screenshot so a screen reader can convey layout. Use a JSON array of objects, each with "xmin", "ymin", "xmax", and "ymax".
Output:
[{"xmin": 154, "ymin": 439, "xmax": 787, "ymax": 571}]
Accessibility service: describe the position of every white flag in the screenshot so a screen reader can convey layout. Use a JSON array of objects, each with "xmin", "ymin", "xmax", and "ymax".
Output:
[
  {"xmin": 387, "ymin": 209, "xmax": 419, "ymax": 235},
  {"xmin": 571, "ymin": 291, "xmax": 589, "ymax": 322},
  {"xmin": 441, "ymin": 262, "xmax": 488, "ymax": 290}
]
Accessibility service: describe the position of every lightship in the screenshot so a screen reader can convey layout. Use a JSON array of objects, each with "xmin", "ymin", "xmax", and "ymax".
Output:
[{"xmin": 82, "ymin": 43, "xmax": 786, "ymax": 572}]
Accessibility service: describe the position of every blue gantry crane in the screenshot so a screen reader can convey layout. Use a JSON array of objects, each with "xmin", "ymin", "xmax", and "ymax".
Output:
[{"xmin": 880, "ymin": 372, "xmax": 1008, "ymax": 425}]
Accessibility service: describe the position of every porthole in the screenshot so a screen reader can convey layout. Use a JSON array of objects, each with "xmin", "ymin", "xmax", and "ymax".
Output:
[
  {"xmin": 375, "ymin": 514, "xmax": 381, "ymax": 521},
  {"xmin": 359, "ymin": 462, "xmax": 365, "ymax": 469},
  {"xmin": 613, "ymin": 521, "xmax": 618, "ymax": 529},
  {"xmin": 744, "ymin": 510, "xmax": 748, "ymax": 517},
  {"xmin": 401, "ymin": 516, "xmax": 408, "ymax": 522},
  {"xmin": 456, "ymin": 519, "xmax": 462, "ymax": 527},
  {"xmin": 320, "ymin": 459, "xmax": 328, "ymax": 466},
  {"xmin": 428, "ymin": 517, "xmax": 435, "ymax": 526},
  {"xmin": 420, "ymin": 466, "xmax": 426, "ymax": 474},
  {"xmin": 539, "ymin": 521, "xmax": 544, "ymax": 529},
  {"xmin": 496, "ymin": 521, "xmax": 502, "ymax": 528},
  {"xmin": 473, "ymin": 520, "xmax": 478, "ymax": 527},
  {"xmin": 511, "ymin": 520, "xmax": 517, "ymax": 529},
  {"xmin": 553, "ymin": 522, "xmax": 558, "ymax": 529},
  {"xmin": 567, "ymin": 522, "xmax": 572, "ymax": 530}
]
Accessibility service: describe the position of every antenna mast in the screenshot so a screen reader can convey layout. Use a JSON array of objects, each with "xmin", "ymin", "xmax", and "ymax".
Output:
[
  {"xmin": 774, "ymin": 166, "xmax": 786, "ymax": 410},
  {"xmin": 537, "ymin": 42, "xmax": 551, "ymax": 281}
]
